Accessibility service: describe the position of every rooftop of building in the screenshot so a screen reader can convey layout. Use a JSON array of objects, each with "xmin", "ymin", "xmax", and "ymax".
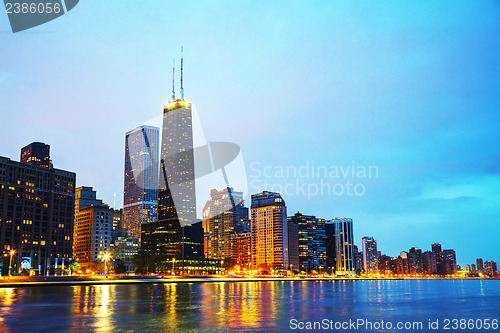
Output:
[{"xmin": 164, "ymin": 99, "xmax": 191, "ymax": 111}]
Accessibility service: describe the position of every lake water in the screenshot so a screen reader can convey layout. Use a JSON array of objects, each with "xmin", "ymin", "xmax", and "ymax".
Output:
[{"xmin": 0, "ymin": 279, "xmax": 499, "ymax": 332}]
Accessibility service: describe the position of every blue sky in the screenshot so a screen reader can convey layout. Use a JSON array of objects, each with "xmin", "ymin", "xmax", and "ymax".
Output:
[{"xmin": 1, "ymin": 1, "xmax": 499, "ymax": 266}]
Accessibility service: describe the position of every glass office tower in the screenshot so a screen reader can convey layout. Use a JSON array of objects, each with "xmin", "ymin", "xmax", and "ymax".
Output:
[{"xmin": 123, "ymin": 125, "xmax": 159, "ymax": 240}]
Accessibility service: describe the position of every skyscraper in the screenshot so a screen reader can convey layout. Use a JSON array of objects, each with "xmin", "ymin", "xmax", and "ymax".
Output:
[
  {"xmin": 251, "ymin": 191, "xmax": 288, "ymax": 270},
  {"xmin": 484, "ymin": 261, "xmax": 498, "ymax": 277},
  {"xmin": 202, "ymin": 187, "xmax": 248, "ymax": 261},
  {"xmin": 362, "ymin": 236, "xmax": 378, "ymax": 274},
  {"xmin": 408, "ymin": 247, "xmax": 423, "ymax": 275},
  {"xmin": 326, "ymin": 217, "xmax": 355, "ymax": 274},
  {"xmin": 442, "ymin": 249, "xmax": 457, "ymax": 275},
  {"xmin": 287, "ymin": 219, "xmax": 299, "ymax": 271},
  {"xmin": 123, "ymin": 125, "xmax": 159, "ymax": 240},
  {"xmin": 476, "ymin": 258, "xmax": 484, "ymax": 273},
  {"xmin": 422, "ymin": 251, "xmax": 437, "ymax": 274},
  {"xmin": 0, "ymin": 143, "xmax": 75, "ymax": 275},
  {"xmin": 432, "ymin": 242, "xmax": 443, "ymax": 274},
  {"xmin": 142, "ymin": 54, "xmax": 203, "ymax": 262},
  {"xmin": 289, "ymin": 212, "xmax": 326, "ymax": 271}
]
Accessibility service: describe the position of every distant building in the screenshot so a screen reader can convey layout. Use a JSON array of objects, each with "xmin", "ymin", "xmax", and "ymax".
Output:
[
  {"xmin": 251, "ymin": 191, "xmax": 288, "ymax": 270},
  {"xmin": 289, "ymin": 212, "xmax": 326, "ymax": 271},
  {"xmin": 325, "ymin": 222, "xmax": 335, "ymax": 270},
  {"xmin": 378, "ymin": 254, "xmax": 392, "ymax": 275},
  {"xmin": 442, "ymin": 249, "xmax": 457, "ymax": 275},
  {"xmin": 202, "ymin": 187, "xmax": 248, "ymax": 261},
  {"xmin": 471, "ymin": 264, "xmax": 477, "ymax": 272},
  {"xmin": 422, "ymin": 251, "xmax": 437, "ymax": 274},
  {"xmin": 476, "ymin": 258, "xmax": 484, "ymax": 273},
  {"xmin": 399, "ymin": 251, "xmax": 410, "ymax": 274},
  {"xmin": 362, "ymin": 237, "xmax": 378, "ymax": 274},
  {"xmin": 73, "ymin": 187, "xmax": 113, "ymax": 269},
  {"xmin": 326, "ymin": 217, "xmax": 355, "ymax": 274},
  {"xmin": 484, "ymin": 261, "xmax": 498, "ymax": 277},
  {"xmin": 353, "ymin": 245, "xmax": 363, "ymax": 271},
  {"xmin": 20, "ymin": 142, "xmax": 53, "ymax": 168},
  {"xmin": 432, "ymin": 243, "xmax": 443, "ymax": 274},
  {"xmin": 0, "ymin": 143, "xmax": 75, "ymax": 275},
  {"xmin": 390, "ymin": 255, "xmax": 406, "ymax": 275},
  {"xmin": 287, "ymin": 219, "xmax": 299, "ymax": 271},
  {"xmin": 408, "ymin": 247, "xmax": 423, "ymax": 275},
  {"xmin": 123, "ymin": 125, "xmax": 159, "ymax": 240}
]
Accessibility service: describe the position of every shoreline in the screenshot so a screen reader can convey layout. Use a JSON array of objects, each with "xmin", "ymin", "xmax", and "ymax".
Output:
[{"xmin": 0, "ymin": 276, "xmax": 495, "ymax": 288}]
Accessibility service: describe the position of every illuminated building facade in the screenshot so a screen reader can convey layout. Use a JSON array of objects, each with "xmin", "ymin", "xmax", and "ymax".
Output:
[
  {"xmin": 230, "ymin": 232, "xmax": 251, "ymax": 269},
  {"xmin": 202, "ymin": 187, "xmax": 248, "ymax": 261},
  {"xmin": 123, "ymin": 125, "xmax": 159, "ymax": 240},
  {"xmin": 288, "ymin": 212, "xmax": 326, "ymax": 270},
  {"xmin": 326, "ymin": 217, "xmax": 355, "ymax": 274},
  {"xmin": 74, "ymin": 206, "xmax": 113, "ymax": 263},
  {"xmin": 0, "ymin": 143, "xmax": 75, "ymax": 275},
  {"xmin": 73, "ymin": 187, "xmax": 113, "ymax": 266},
  {"xmin": 251, "ymin": 191, "xmax": 288, "ymax": 270},
  {"xmin": 362, "ymin": 236, "xmax": 378, "ymax": 274}
]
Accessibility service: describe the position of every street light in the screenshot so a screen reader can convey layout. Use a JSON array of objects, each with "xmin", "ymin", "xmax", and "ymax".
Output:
[
  {"xmin": 248, "ymin": 251, "xmax": 251, "ymax": 274},
  {"xmin": 103, "ymin": 254, "xmax": 110, "ymax": 275},
  {"xmin": 172, "ymin": 258, "xmax": 176, "ymax": 276},
  {"xmin": 8, "ymin": 249, "xmax": 16, "ymax": 276}
]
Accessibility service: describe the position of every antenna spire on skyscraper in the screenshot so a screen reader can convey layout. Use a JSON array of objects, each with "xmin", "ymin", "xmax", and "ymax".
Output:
[
  {"xmin": 180, "ymin": 46, "xmax": 184, "ymax": 100},
  {"xmin": 172, "ymin": 57, "xmax": 176, "ymax": 101}
]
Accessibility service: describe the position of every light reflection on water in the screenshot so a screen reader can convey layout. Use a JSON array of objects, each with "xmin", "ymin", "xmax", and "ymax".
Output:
[{"xmin": 0, "ymin": 280, "xmax": 498, "ymax": 332}]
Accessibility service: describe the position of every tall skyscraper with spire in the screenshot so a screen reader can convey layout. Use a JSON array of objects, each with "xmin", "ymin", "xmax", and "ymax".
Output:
[{"xmin": 142, "ymin": 48, "xmax": 203, "ymax": 261}]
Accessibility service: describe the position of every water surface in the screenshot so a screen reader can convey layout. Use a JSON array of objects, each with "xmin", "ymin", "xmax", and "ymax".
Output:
[{"xmin": 0, "ymin": 280, "xmax": 498, "ymax": 332}]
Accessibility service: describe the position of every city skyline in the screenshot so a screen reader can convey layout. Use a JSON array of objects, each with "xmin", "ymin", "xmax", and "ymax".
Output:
[
  {"xmin": 0, "ymin": 141, "xmax": 497, "ymax": 275},
  {"xmin": 1, "ymin": 1, "xmax": 499, "ymax": 266}
]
